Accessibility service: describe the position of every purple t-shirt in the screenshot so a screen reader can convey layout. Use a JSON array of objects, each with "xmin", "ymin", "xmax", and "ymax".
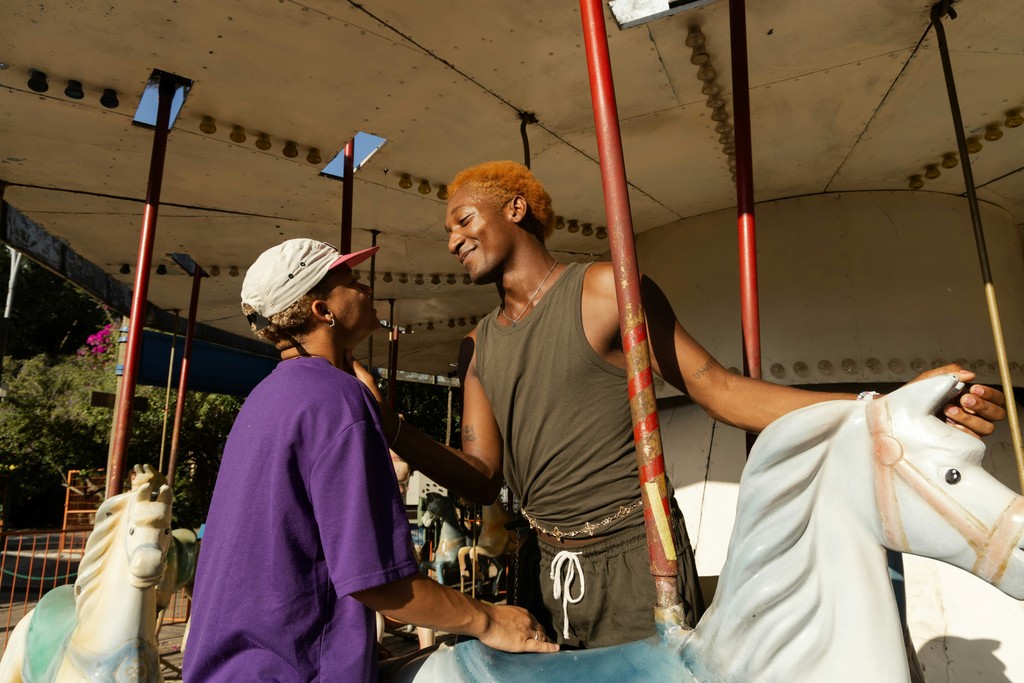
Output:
[{"xmin": 183, "ymin": 356, "xmax": 418, "ymax": 682}]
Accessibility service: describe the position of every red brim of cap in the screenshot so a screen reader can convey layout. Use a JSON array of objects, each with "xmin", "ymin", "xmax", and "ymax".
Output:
[{"xmin": 328, "ymin": 245, "xmax": 380, "ymax": 271}]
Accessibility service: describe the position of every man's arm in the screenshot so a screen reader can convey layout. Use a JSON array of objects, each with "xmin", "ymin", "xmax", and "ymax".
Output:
[
  {"xmin": 352, "ymin": 337, "xmax": 504, "ymax": 503},
  {"xmin": 639, "ymin": 275, "xmax": 1005, "ymax": 435},
  {"xmin": 354, "ymin": 572, "xmax": 556, "ymax": 653},
  {"xmin": 581, "ymin": 263, "xmax": 1005, "ymax": 435}
]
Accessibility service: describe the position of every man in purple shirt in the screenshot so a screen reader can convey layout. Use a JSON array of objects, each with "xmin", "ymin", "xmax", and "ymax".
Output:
[{"xmin": 183, "ymin": 239, "xmax": 556, "ymax": 682}]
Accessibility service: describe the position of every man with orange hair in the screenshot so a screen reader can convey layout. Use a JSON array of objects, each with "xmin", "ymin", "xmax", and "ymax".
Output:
[{"xmin": 369, "ymin": 161, "xmax": 1006, "ymax": 649}]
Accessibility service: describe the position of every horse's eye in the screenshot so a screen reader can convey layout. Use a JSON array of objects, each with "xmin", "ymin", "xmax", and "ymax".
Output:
[
  {"xmin": 164, "ymin": 529, "xmax": 171, "ymax": 535},
  {"xmin": 945, "ymin": 469, "xmax": 962, "ymax": 485},
  {"xmin": 129, "ymin": 527, "xmax": 135, "ymax": 535}
]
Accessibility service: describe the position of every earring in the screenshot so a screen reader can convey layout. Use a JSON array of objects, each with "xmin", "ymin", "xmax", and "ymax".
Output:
[{"xmin": 327, "ymin": 317, "xmax": 336, "ymax": 328}]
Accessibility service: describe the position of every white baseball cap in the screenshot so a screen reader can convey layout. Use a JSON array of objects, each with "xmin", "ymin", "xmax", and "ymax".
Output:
[{"xmin": 241, "ymin": 238, "xmax": 379, "ymax": 319}]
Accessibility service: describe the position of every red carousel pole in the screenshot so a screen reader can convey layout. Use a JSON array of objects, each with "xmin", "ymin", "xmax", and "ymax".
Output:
[
  {"xmin": 167, "ymin": 264, "xmax": 206, "ymax": 488},
  {"xmin": 108, "ymin": 75, "xmax": 176, "ymax": 498},
  {"xmin": 340, "ymin": 138, "xmax": 355, "ymax": 254},
  {"xmin": 729, "ymin": 0, "xmax": 761, "ymax": 382},
  {"xmin": 386, "ymin": 299, "xmax": 399, "ymax": 410},
  {"xmin": 579, "ymin": 0, "xmax": 680, "ymax": 611}
]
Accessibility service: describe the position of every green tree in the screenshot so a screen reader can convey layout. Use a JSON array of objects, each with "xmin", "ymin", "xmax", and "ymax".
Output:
[{"xmin": 0, "ymin": 321, "xmax": 241, "ymax": 530}]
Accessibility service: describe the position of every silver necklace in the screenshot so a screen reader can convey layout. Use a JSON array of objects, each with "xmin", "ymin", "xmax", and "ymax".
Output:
[{"xmin": 500, "ymin": 260, "xmax": 558, "ymax": 327}]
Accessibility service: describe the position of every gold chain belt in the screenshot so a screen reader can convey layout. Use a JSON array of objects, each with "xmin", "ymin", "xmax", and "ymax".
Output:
[{"xmin": 520, "ymin": 499, "xmax": 643, "ymax": 540}]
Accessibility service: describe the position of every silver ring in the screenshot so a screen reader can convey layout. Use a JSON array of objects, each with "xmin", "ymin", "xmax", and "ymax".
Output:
[{"xmin": 533, "ymin": 630, "xmax": 540, "ymax": 641}]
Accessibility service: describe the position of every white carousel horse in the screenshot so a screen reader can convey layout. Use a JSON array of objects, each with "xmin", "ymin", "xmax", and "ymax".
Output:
[
  {"xmin": 0, "ymin": 465, "xmax": 174, "ymax": 683},
  {"xmin": 388, "ymin": 375, "xmax": 1024, "ymax": 682},
  {"xmin": 458, "ymin": 502, "xmax": 513, "ymax": 594},
  {"xmin": 420, "ymin": 492, "xmax": 469, "ymax": 586}
]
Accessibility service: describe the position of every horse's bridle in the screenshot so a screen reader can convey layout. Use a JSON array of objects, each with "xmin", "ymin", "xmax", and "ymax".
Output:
[{"xmin": 868, "ymin": 400, "xmax": 1024, "ymax": 584}]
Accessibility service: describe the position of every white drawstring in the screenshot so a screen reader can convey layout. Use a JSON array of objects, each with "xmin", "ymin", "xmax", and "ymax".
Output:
[{"xmin": 549, "ymin": 550, "xmax": 585, "ymax": 640}]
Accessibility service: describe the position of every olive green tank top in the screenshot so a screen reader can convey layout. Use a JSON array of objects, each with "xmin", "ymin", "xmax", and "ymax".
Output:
[{"xmin": 476, "ymin": 261, "xmax": 642, "ymax": 536}]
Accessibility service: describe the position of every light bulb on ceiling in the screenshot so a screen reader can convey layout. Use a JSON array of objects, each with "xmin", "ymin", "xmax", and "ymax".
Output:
[
  {"xmin": 908, "ymin": 175, "xmax": 924, "ymax": 190},
  {"xmin": 966, "ymin": 137, "xmax": 983, "ymax": 154},
  {"xmin": 255, "ymin": 133, "xmax": 272, "ymax": 150},
  {"xmin": 446, "ymin": 273, "xmax": 456, "ymax": 285},
  {"xmin": 463, "ymin": 274, "xmax": 472, "ymax": 284},
  {"xmin": 64, "ymin": 80, "xmax": 84, "ymax": 99},
  {"xmin": 199, "ymin": 116, "xmax": 217, "ymax": 134},
  {"xmin": 581, "ymin": 223, "xmax": 593, "ymax": 237},
  {"xmin": 437, "ymin": 184, "xmax": 449, "ymax": 200},
  {"xmin": 596, "ymin": 226, "xmax": 607, "ymax": 239},
  {"xmin": 155, "ymin": 264, "xmax": 167, "ymax": 275},
  {"xmin": 27, "ymin": 69, "xmax": 48, "ymax": 93},
  {"xmin": 282, "ymin": 140, "xmax": 298, "ymax": 158},
  {"xmin": 940, "ymin": 153, "xmax": 958, "ymax": 169},
  {"xmin": 689, "ymin": 50, "xmax": 710, "ymax": 65},
  {"xmin": 382, "ymin": 272, "xmax": 393, "ymax": 283},
  {"xmin": 414, "ymin": 273, "xmax": 425, "ymax": 285},
  {"xmin": 431, "ymin": 274, "xmax": 441, "ymax": 285},
  {"xmin": 228, "ymin": 266, "xmax": 239, "ymax": 277},
  {"xmin": 983, "ymin": 124, "xmax": 1002, "ymax": 142},
  {"xmin": 697, "ymin": 64, "xmax": 716, "ymax": 82},
  {"xmin": 119, "ymin": 263, "xmax": 130, "ymax": 274},
  {"xmin": 924, "ymin": 164, "xmax": 941, "ymax": 180},
  {"xmin": 418, "ymin": 179, "xmax": 432, "ymax": 195},
  {"xmin": 567, "ymin": 219, "xmax": 579, "ymax": 233},
  {"xmin": 701, "ymin": 81, "xmax": 720, "ymax": 96},
  {"xmin": 1006, "ymin": 109, "xmax": 1023, "ymax": 128},
  {"xmin": 710, "ymin": 107, "xmax": 728, "ymax": 122},
  {"xmin": 398, "ymin": 273, "xmax": 408, "ymax": 284},
  {"xmin": 100, "ymin": 88, "xmax": 119, "ymax": 108},
  {"xmin": 684, "ymin": 26, "xmax": 705, "ymax": 48},
  {"xmin": 426, "ymin": 321, "xmax": 434, "ymax": 331},
  {"xmin": 555, "ymin": 216, "xmax": 565, "ymax": 230},
  {"xmin": 306, "ymin": 148, "xmax": 322, "ymax": 164},
  {"xmin": 209, "ymin": 265, "xmax": 221, "ymax": 276},
  {"xmin": 399, "ymin": 173, "xmax": 413, "ymax": 189},
  {"xmin": 230, "ymin": 125, "xmax": 246, "ymax": 143}
]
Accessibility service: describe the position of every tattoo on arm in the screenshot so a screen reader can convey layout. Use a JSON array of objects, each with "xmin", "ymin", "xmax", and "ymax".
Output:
[
  {"xmin": 462, "ymin": 425, "xmax": 477, "ymax": 442},
  {"xmin": 692, "ymin": 360, "xmax": 713, "ymax": 381}
]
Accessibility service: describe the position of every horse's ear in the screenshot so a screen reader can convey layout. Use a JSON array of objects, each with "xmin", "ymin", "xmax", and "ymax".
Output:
[
  {"xmin": 157, "ymin": 484, "xmax": 173, "ymax": 504},
  {"xmin": 135, "ymin": 482, "xmax": 152, "ymax": 501},
  {"xmin": 885, "ymin": 374, "xmax": 962, "ymax": 416}
]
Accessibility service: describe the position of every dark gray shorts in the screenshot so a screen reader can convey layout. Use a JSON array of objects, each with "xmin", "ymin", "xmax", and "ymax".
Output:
[{"xmin": 524, "ymin": 509, "xmax": 704, "ymax": 649}]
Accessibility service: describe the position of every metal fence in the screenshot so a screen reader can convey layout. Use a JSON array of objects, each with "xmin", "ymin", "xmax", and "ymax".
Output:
[{"xmin": 0, "ymin": 529, "xmax": 190, "ymax": 653}]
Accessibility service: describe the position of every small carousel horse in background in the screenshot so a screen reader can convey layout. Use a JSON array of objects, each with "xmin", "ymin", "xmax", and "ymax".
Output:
[
  {"xmin": 0, "ymin": 465, "xmax": 173, "ymax": 683},
  {"xmin": 391, "ymin": 375, "xmax": 1024, "ymax": 682},
  {"xmin": 458, "ymin": 502, "xmax": 513, "ymax": 595},
  {"xmin": 420, "ymin": 492, "xmax": 469, "ymax": 586}
]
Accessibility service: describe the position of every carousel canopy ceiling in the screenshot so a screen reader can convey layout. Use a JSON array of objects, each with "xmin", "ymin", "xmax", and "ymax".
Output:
[{"xmin": 1, "ymin": 0, "xmax": 1022, "ymax": 377}]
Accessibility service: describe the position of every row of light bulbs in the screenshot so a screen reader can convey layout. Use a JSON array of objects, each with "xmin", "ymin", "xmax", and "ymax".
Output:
[
  {"xmin": 908, "ymin": 107, "xmax": 1023, "ymax": 190},
  {"xmin": 391, "ymin": 172, "xmax": 609, "ymax": 240},
  {"xmin": 197, "ymin": 116, "xmax": 323, "ymax": 164},
  {"xmin": 767, "ymin": 356, "xmax": 1022, "ymax": 379},
  {"xmin": 395, "ymin": 173, "xmax": 450, "ymax": 200},
  {"xmin": 119, "ymin": 264, "xmax": 239, "ymax": 276},
  {"xmin": 685, "ymin": 27, "xmax": 737, "ymax": 183},
  {"xmin": 21, "ymin": 67, "xmax": 120, "ymax": 108},
  {"xmin": 385, "ymin": 316, "xmax": 488, "ymax": 333},
  {"xmin": 353, "ymin": 270, "xmax": 473, "ymax": 286}
]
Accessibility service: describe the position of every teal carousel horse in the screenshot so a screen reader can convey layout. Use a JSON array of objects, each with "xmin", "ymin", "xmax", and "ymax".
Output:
[
  {"xmin": 0, "ymin": 465, "xmax": 174, "ymax": 683},
  {"xmin": 420, "ymin": 493, "xmax": 469, "ymax": 587}
]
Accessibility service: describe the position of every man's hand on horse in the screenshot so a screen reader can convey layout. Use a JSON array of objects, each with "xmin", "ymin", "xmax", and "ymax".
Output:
[
  {"xmin": 910, "ymin": 364, "xmax": 1007, "ymax": 438},
  {"xmin": 479, "ymin": 604, "xmax": 559, "ymax": 654}
]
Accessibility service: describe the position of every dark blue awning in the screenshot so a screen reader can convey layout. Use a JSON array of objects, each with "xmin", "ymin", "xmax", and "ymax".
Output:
[{"xmin": 137, "ymin": 330, "xmax": 277, "ymax": 397}]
